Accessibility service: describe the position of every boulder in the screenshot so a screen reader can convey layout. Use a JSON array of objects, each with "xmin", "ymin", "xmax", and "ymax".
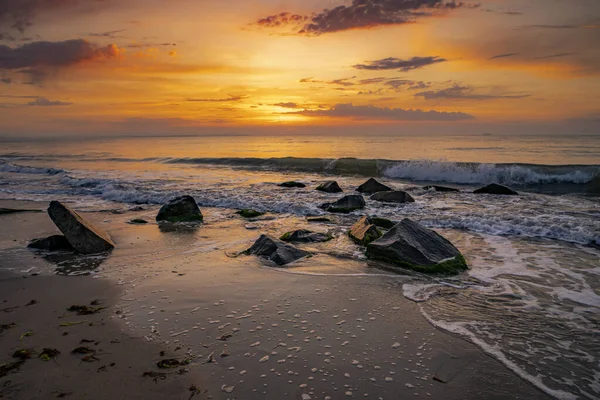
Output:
[
  {"xmin": 246, "ymin": 235, "xmax": 309, "ymax": 266},
  {"xmin": 279, "ymin": 181, "xmax": 306, "ymax": 188},
  {"xmin": 366, "ymin": 219, "xmax": 467, "ymax": 274},
  {"xmin": 423, "ymin": 185, "xmax": 460, "ymax": 193},
  {"xmin": 316, "ymin": 181, "xmax": 343, "ymax": 193},
  {"xmin": 280, "ymin": 229, "xmax": 332, "ymax": 243},
  {"xmin": 128, "ymin": 219, "xmax": 148, "ymax": 224},
  {"xmin": 320, "ymin": 195, "xmax": 365, "ymax": 214},
  {"xmin": 473, "ymin": 184, "xmax": 518, "ymax": 195},
  {"xmin": 370, "ymin": 191, "xmax": 415, "ymax": 204},
  {"xmin": 307, "ymin": 216, "xmax": 332, "ymax": 223},
  {"xmin": 156, "ymin": 196, "xmax": 203, "ymax": 222},
  {"xmin": 27, "ymin": 235, "xmax": 73, "ymax": 251},
  {"xmin": 356, "ymin": 178, "xmax": 392, "ymax": 194},
  {"xmin": 348, "ymin": 217, "xmax": 382, "ymax": 246},
  {"xmin": 237, "ymin": 209, "xmax": 265, "ymax": 218},
  {"xmin": 47, "ymin": 201, "xmax": 115, "ymax": 254},
  {"xmin": 371, "ymin": 217, "xmax": 397, "ymax": 230}
]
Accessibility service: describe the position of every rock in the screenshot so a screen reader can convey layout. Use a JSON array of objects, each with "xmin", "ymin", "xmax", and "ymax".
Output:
[
  {"xmin": 370, "ymin": 191, "xmax": 415, "ymax": 203},
  {"xmin": 237, "ymin": 209, "xmax": 265, "ymax": 218},
  {"xmin": 280, "ymin": 230, "xmax": 332, "ymax": 243},
  {"xmin": 279, "ymin": 181, "xmax": 306, "ymax": 188},
  {"xmin": 348, "ymin": 217, "xmax": 382, "ymax": 246},
  {"xmin": 27, "ymin": 235, "xmax": 73, "ymax": 251},
  {"xmin": 366, "ymin": 219, "xmax": 467, "ymax": 274},
  {"xmin": 307, "ymin": 216, "xmax": 332, "ymax": 223},
  {"xmin": 423, "ymin": 185, "xmax": 460, "ymax": 193},
  {"xmin": 356, "ymin": 178, "xmax": 392, "ymax": 194},
  {"xmin": 320, "ymin": 195, "xmax": 366, "ymax": 214},
  {"xmin": 246, "ymin": 235, "xmax": 309, "ymax": 266},
  {"xmin": 47, "ymin": 201, "xmax": 115, "ymax": 254},
  {"xmin": 316, "ymin": 181, "xmax": 343, "ymax": 193},
  {"xmin": 371, "ymin": 217, "xmax": 397, "ymax": 230},
  {"xmin": 156, "ymin": 196, "xmax": 203, "ymax": 223},
  {"xmin": 128, "ymin": 219, "xmax": 148, "ymax": 224},
  {"xmin": 0, "ymin": 208, "xmax": 41, "ymax": 215},
  {"xmin": 473, "ymin": 183, "xmax": 518, "ymax": 195}
]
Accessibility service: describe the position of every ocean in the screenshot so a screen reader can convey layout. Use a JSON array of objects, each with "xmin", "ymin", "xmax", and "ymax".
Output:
[{"xmin": 1, "ymin": 133, "xmax": 599, "ymax": 399}]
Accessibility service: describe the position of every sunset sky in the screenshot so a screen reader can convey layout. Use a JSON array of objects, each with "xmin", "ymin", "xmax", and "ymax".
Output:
[{"xmin": 0, "ymin": 0, "xmax": 599, "ymax": 137}]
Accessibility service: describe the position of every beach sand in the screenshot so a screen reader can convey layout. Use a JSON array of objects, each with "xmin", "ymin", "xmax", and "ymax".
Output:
[{"xmin": 0, "ymin": 200, "xmax": 551, "ymax": 399}]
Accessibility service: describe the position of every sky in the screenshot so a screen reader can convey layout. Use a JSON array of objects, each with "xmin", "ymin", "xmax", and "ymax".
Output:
[{"xmin": 0, "ymin": 0, "xmax": 599, "ymax": 137}]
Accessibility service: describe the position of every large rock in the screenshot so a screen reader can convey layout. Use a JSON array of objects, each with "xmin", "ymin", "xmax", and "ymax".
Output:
[
  {"xmin": 28, "ymin": 235, "xmax": 73, "ymax": 251},
  {"xmin": 47, "ymin": 201, "xmax": 115, "ymax": 254},
  {"xmin": 316, "ymin": 181, "xmax": 343, "ymax": 193},
  {"xmin": 246, "ymin": 235, "xmax": 309, "ymax": 266},
  {"xmin": 356, "ymin": 178, "xmax": 392, "ymax": 194},
  {"xmin": 370, "ymin": 191, "xmax": 415, "ymax": 204},
  {"xmin": 156, "ymin": 196, "xmax": 203, "ymax": 222},
  {"xmin": 371, "ymin": 217, "xmax": 397, "ymax": 230},
  {"xmin": 348, "ymin": 216, "xmax": 382, "ymax": 245},
  {"xmin": 280, "ymin": 229, "xmax": 332, "ymax": 243},
  {"xmin": 320, "ymin": 195, "xmax": 365, "ymax": 214},
  {"xmin": 473, "ymin": 183, "xmax": 518, "ymax": 195},
  {"xmin": 366, "ymin": 219, "xmax": 467, "ymax": 274},
  {"xmin": 423, "ymin": 185, "xmax": 460, "ymax": 193},
  {"xmin": 279, "ymin": 181, "xmax": 306, "ymax": 188}
]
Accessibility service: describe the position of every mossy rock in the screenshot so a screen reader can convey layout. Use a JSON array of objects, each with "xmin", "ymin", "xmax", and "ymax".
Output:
[
  {"xmin": 237, "ymin": 209, "xmax": 265, "ymax": 218},
  {"xmin": 348, "ymin": 217, "xmax": 382, "ymax": 246},
  {"xmin": 371, "ymin": 217, "xmax": 397, "ymax": 230}
]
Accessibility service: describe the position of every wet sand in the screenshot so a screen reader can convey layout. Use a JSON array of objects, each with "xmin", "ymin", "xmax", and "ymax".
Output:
[{"xmin": 0, "ymin": 200, "xmax": 552, "ymax": 399}]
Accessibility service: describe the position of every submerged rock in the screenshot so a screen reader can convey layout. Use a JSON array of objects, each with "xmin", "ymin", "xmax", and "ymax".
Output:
[
  {"xmin": 279, "ymin": 181, "xmax": 306, "ymax": 188},
  {"xmin": 280, "ymin": 229, "xmax": 332, "ymax": 243},
  {"xmin": 156, "ymin": 196, "xmax": 203, "ymax": 223},
  {"xmin": 473, "ymin": 183, "xmax": 519, "ymax": 195},
  {"xmin": 237, "ymin": 209, "xmax": 265, "ymax": 218},
  {"xmin": 366, "ymin": 219, "xmax": 467, "ymax": 274},
  {"xmin": 370, "ymin": 191, "xmax": 415, "ymax": 204},
  {"xmin": 246, "ymin": 235, "xmax": 309, "ymax": 266},
  {"xmin": 356, "ymin": 178, "xmax": 392, "ymax": 194},
  {"xmin": 320, "ymin": 195, "xmax": 366, "ymax": 214},
  {"xmin": 316, "ymin": 181, "xmax": 343, "ymax": 193},
  {"xmin": 371, "ymin": 217, "xmax": 397, "ymax": 230},
  {"xmin": 307, "ymin": 216, "xmax": 332, "ymax": 223},
  {"xmin": 28, "ymin": 235, "xmax": 73, "ymax": 251},
  {"xmin": 128, "ymin": 218, "xmax": 148, "ymax": 225},
  {"xmin": 47, "ymin": 201, "xmax": 115, "ymax": 254},
  {"xmin": 423, "ymin": 185, "xmax": 460, "ymax": 193},
  {"xmin": 348, "ymin": 216, "xmax": 382, "ymax": 246}
]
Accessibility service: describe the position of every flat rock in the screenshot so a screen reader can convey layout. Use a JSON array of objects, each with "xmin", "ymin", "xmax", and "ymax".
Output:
[
  {"xmin": 0, "ymin": 208, "xmax": 42, "ymax": 215},
  {"xmin": 370, "ymin": 191, "xmax": 415, "ymax": 203},
  {"xmin": 473, "ymin": 183, "xmax": 518, "ymax": 195},
  {"xmin": 279, "ymin": 181, "xmax": 306, "ymax": 188},
  {"xmin": 307, "ymin": 216, "xmax": 332, "ymax": 223},
  {"xmin": 423, "ymin": 185, "xmax": 460, "ymax": 193},
  {"xmin": 156, "ymin": 196, "xmax": 203, "ymax": 222},
  {"xmin": 366, "ymin": 218, "xmax": 467, "ymax": 274},
  {"xmin": 320, "ymin": 195, "xmax": 365, "ymax": 214},
  {"xmin": 356, "ymin": 178, "xmax": 392, "ymax": 194},
  {"xmin": 348, "ymin": 216, "xmax": 382, "ymax": 246},
  {"xmin": 280, "ymin": 229, "xmax": 332, "ymax": 243},
  {"xmin": 237, "ymin": 209, "xmax": 265, "ymax": 218},
  {"xmin": 47, "ymin": 201, "xmax": 115, "ymax": 254},
  {"xmin": 316, "ymin": 181, "xmax": 343, "ymax": 193},
  {"xmin": 27, "ymin": 235, "xmax": 73, "ymax": 251},
  {"xmin": 246, "ymin": 235, "xmax": 309, "ymax": 266}
]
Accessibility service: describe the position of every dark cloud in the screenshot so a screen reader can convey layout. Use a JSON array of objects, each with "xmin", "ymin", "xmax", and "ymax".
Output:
[
  {"xmin": 385, "ymin": 79, "xmax": 430, "ymax": 90},
  {"xmin": 253, "ymin": 0, "xmax": 479, "ymax": 36},
  {"xmin": 489, "ymin": 52, "xmax": 519, "ymax": 59},
  {"xmin": 353, "ymin": 56, "xmax": 446, "ymax": 71},
  {"xmin": 534, "ymin": 53, "xmax": 575, "ymax": 60},
  {"xmin": 187, "ymin": 95, "xmax": 247, "ymax": 102},
  {"xmin": 288, "ymin": 103, "xmax": 474, "ymax": 121},
  {"xmin": 299, "ymin": 77, "xmax": 323, "ymax": 83},
  {"xmin": 327, "ymin": 77, "xmax": 357, "ymax": 86},
  {"xmin": 27, "ymin": 96, "xmax": 72, "ymax": 106},
  {"xmin": 520, "ymin": 25, "xmax": 578, "ymax": 30},
  {"xmin": 482, "ymin": 9, "xmax": 522, "ymax": 16},
  {"xmin": 125, "ymin": 43, "xmax": 176, "ymax": 48},
  {"xmin": 87, "ymin": 29, "xmax": 126, "ymax": 38},
  {"xmin": 414, "ymin": 84, "xmax": 530, "ymax": 100},
  {"xmin": 0, "ymin": 39, "xmax": 119, "ymax": 70},
  {"xmin": 273, "ymin": 102, "xmax": 299, "ymax": 108}
]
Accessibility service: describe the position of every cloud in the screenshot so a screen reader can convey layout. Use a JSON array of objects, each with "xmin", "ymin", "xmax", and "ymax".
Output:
[
  {"xmin": 187, "ymin": 95, "xmax": 247, "ymax": 102},
  {"xmin": 272, "ymin": 102, "xmax": 299, "ymax": 108},
  {"xmin": 125, "ymin": 43, "xmax": 177, "ymax": 48},
  {"xmin": 489, "ymin": 53, "xmax": 519, "ymax": 59},
  {"xmin": 253, "ymin": 0, "xmax": 479, "ymax": 36},
  {"xmin": 534, "ymin": 53, "xmax": 575, "ymax": 60},
  {"xmin": 385, "ymin": 79, "xmax": 430, "ymax": 90},
  {"xmin": 519, "ymin": 25, "xmax": 578, "ymax": 30},
  {"xmin": 482, "ymin": 9, "xmax": 522, "ymax": 16},
  {"xmin": 0, "ymin": 39, "xmax": 119, "ymax": 70},
  {"xmin": 87, "ymin": 29, "xmax": 127, "ymax": 38},
  {"xmin": 27, "ymin": 97, "xmax": 72, "ymax": 106},
  {"xmin": 414, "ymin": 84, "xmax": 530, "ymax": 100},
  {"xmin": 354, "ymin": 56, "xmax": 446, "ymax": 71},
  {"xmin": 288, "ymin": 103, "xmax": 474, "ymax": 121}
]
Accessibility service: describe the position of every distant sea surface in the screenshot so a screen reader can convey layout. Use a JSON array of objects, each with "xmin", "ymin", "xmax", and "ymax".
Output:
[{"xmin": 1, "ymin": 133, "xmax": 599, "ymax": 399}]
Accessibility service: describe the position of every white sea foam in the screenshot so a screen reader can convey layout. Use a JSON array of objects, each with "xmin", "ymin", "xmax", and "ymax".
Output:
[{"xmin": 0, "ymin": 161, "xmax": 64, "ymax": 175}]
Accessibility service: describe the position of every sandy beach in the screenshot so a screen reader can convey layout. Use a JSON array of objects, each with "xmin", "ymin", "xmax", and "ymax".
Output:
[{"xmin": 0, "ymin": 199, "xmax": 552, "ymax": 400}]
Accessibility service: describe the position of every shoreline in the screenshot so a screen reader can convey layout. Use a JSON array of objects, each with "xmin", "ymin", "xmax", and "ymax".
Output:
[{"xmin": 1, "ymin": 200, "xmax": 554, "ymax": 399}]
